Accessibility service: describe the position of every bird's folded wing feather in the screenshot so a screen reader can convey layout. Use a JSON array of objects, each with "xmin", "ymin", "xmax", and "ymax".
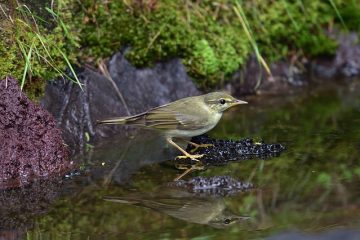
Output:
[{"xmin": 144, "ymin": 102, "xmax": 208, "ymax": 131}]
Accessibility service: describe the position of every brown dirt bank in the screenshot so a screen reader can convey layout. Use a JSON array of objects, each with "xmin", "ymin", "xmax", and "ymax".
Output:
[{"xmin": 0, "ymin": 77, "xmax": 73, "ymax": 189}]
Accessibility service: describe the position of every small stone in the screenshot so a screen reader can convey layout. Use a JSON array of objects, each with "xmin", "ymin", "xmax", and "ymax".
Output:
[{"xmin": 180, "ymin": 135, "xmax": 285, "ymax": 166}]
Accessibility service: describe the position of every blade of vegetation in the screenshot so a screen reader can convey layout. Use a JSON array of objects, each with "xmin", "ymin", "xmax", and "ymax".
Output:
[
  {"xmin": 59, "ymin": 49, "xmax": 83, "ymax": 90},
  {"xmin": 328, "ymin": 0, "xmax": 347, "ymax": 30},
  {"xmin": 145, "ymin": 26, "xmax": 164, "ymax": 54},
  {"xmin": 35, "ymin": 33, "xmax": 53, "ymax": 61},
  {"xmin": 233, "ymin": 2, "xmax": 271, "ymax": 75},
  {"xmin": 45, "ymin": 7, "xmax": 78, "ymax": 46},
  {"xmin": 17, "ymin": 4, "xmax": 40, "ymax": 33},
  {"xmin": 33, "ymin": 46, "xmax": 63, "ymax": 76},
  {"xmin": 19, "ymin": 40, "xmax": 35, "ymax": 90},
  {"xmin": 13, "ymin": 4, "xmax": 82, "ymax": 91},
  {"xmin": 282, "ymin": 0, "xmax": 299, "ymax": 30}
]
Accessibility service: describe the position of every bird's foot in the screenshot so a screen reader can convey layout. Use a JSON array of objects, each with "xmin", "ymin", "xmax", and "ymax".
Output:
[
  {"xmin": 174, "ymin": 161, "xmax": 205, "ymax": 170},
  {"xmin": 175, "ymin": 153, "xmax": 204, "ymax": 161},
  {"xmin": 174, "ymin": 162, "xmax": 205, "ymax": 181},
  {"xmin": 189, "ymin": 143, "xmax": 214, "ymax": 153}
]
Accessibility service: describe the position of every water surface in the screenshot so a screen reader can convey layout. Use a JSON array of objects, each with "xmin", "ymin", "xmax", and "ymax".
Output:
[{"xmin": 28, "ymin": 80, "xmax": 360, "ymax": 239}]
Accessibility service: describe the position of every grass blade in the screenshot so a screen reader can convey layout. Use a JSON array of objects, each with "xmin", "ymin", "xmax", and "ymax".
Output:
[
  {"xmin": 328, "ymin": 0, "xmax": 347, "ymax": 30},
  {"xmin": 58, "ymin": 48, "xmax": 83, "ymax": 90},
  {"xmin": 234, "ymin": 2, "xmax": 271, "ymax": 75},
  {"xmin": 45, "ymin": 7, "xmax": 78, "ymax": 46},
  {"xmin": 19, "ymin": 40, "xmax": 35, "ymax": 90}
]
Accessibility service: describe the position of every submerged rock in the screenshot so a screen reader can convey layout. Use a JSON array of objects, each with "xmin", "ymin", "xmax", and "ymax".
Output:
[
  {"xmin": 0, "ymin": 77, "xmax": 72, "ymax": 189},
  {"xmin": 41, "ymin": 51, "xmax": 200, "ymax": 153},
  {"xmin": 169, "ymin": 176, "xmax": 254, "ymax": 196},
  {"xmin": 179, "ymin": 135, "xmax": 285, "ymax": 166}
]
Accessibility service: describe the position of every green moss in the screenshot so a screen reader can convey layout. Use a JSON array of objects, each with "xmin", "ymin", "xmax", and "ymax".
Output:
[
  {"xmin": 69, "ymin": 0, "xmax": 356, "ymax": 88},
  {"xmin": 338, "ymin": 0, "xmax": 360, "ymax": 32},
  {"xmin": 70, "ymin": 0, "xmax": 250, "ymax": 88},
  {"xmin": 191, "ymin": 40, "xmax": 219, "ymax": 78},
  {"xmin": 251, "ymin": 0, "xmax": 338, "ymax": 60},
  {"xmin": 0, "ymin": 1, "xmax": 79, "ymax": 100},
  {"xmin": 1, "ymin": 0, "xmax": 357, "ymax": 93},
  {"xmin": 0, "ymin": 36, "xmax": 22, "ymax": 80}
]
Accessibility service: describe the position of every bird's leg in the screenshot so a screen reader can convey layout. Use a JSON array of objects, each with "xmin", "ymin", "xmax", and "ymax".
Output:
[
  {"xmin": 174, "ymin": 163, "xmax": 204, "ymax": 181},
  {"xmin": 167, "ymin": 137, "xmax": 204, "ymax": 161},
  {"xmin": 174, "ymin": 167, "xmax": 194, "ymax": 181}
]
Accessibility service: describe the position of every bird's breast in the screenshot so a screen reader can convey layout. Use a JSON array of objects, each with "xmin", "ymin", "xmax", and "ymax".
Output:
[{"xmin": 167, "ymin": 112, "xmax": 223, "ymax": 138}]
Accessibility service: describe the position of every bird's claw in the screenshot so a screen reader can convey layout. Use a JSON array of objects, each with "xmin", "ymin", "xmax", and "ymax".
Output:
[
  {"xmin": 173, "ymin": 162, "xmax": 205, "ymax": 181},
  {"xmin": 174, "ymin": 162, "xmax": 205, "ymax": 170},
  {"xmin": 190, "ymin": 143, "xmax": 214, "ymax": 153}
]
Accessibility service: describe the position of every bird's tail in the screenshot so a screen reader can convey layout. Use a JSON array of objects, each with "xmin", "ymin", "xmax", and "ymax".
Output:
[
  {"xmin": 97, "ymin": 116, "xmax": 129, "ymax": 125},
  {"xmin": 103, "ymin": 196, "xmax": 139, "ymax": 204},
  {"xmin": 97, "ymin": 113, "xmax": 145, "ymax": 125}
]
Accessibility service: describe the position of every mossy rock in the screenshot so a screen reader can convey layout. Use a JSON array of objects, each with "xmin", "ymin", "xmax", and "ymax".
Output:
[
  {"xmin": 69, "ymin": 0, "xmax": 356, "ymax": 89},
  {"xmin": 2, "ymin": 0, "xmax": 358, "ymax": 96},
  {"xmin": 0, "ymin": 1, "xmax": 79, "ymax": 100}
]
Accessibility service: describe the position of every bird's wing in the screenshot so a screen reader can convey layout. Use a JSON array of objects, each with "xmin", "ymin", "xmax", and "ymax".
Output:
[
  {"xmin": 144, "ymin": 100, "xmax": 209, "ymax": 131},
  {"xmin": 140, "ymin": 197, "xmax": 220, "ymax": 224}
]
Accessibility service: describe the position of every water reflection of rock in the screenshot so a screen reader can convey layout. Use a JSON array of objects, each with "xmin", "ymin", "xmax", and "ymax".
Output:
[
  {"xmin": 80, "ymin": 129, "xmax": 175, "ymax": 185},
  {"xmin": 0, "ymin": 178, "xmax": 64, "ymax": 238},
  {"xmin": 167, "ymin": 176, "xmax": 254, "ymax": 197},
  {"xmin": 104, "ymin": 176, "xmax": 254, "ymax": 228}
]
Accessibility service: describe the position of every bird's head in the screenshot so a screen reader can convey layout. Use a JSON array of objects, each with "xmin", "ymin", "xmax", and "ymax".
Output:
[
  {"xmin": 204, "ymin": 92, "xmax": 247, "ymax": 113},
  {"xmin": 207, "ymin": 210, "xmax": 251, "ymax": 228}
]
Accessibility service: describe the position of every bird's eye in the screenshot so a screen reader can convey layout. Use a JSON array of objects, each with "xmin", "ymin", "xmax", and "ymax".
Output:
[
  {"xmin": 219, "ymin": 99, "xmax": 226, "ymax": 105},
  {"xmin": 223, "ymin": 219, "xmax": 231, "ymax": 224}
]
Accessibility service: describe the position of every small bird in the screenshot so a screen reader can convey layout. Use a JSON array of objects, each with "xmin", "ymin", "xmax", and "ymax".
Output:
[
  {"xmin": 97, "ymin": 92, "xmax": 247, "ymax": 161},
  {"xmin": 104, "ymin": 188, "xmax": 250, "ymax": 228}
]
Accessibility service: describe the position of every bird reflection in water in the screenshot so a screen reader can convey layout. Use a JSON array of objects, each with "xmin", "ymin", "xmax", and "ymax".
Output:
[{"xmin": 104, "ymin": 176, "xmax": 253, "ymax": 228}]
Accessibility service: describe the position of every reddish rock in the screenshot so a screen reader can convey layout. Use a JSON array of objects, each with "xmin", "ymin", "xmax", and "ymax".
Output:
[{"xmin": 0, "ymin": 77, "xmax": 72, "ymax": 189}]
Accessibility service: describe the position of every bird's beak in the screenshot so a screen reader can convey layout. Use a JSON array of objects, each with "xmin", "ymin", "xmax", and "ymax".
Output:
[
  {"xmin": 234, "ymin": 216, "xmax": 251, "ymax": 220},
  {"xmin": 231, "ymin": 99, "xmax": 248, "ymax": 106}
]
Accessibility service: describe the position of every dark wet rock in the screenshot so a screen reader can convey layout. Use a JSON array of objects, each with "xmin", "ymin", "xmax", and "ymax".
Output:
[
  {"xmin": 228, "ymin": 31, "xmax": 360, "ymax": 96},
  {"xmin": 169, "ymin": 176, "xmax": 254, "ymax": 196},
  {"xmin": 177, "ymin": 135, "xmax": 285, "ymax": 166},
  {"xmin": 41, "ymin": 52, "xmax": 200, "ymax": 153},
  {"xmin": 0, "ymin": 77, "xmax": 72, "ymax": 189},
  {"xmin": 226, "ymin": 56, "xmax": 308, "ymax": 96},
  {"xmin": 0, "ymin": 178, "xmax": 63, "ymax": 231},
  {"xmin": 311, "ymin": 32, "xmax": 360, "ymax": 79}
]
